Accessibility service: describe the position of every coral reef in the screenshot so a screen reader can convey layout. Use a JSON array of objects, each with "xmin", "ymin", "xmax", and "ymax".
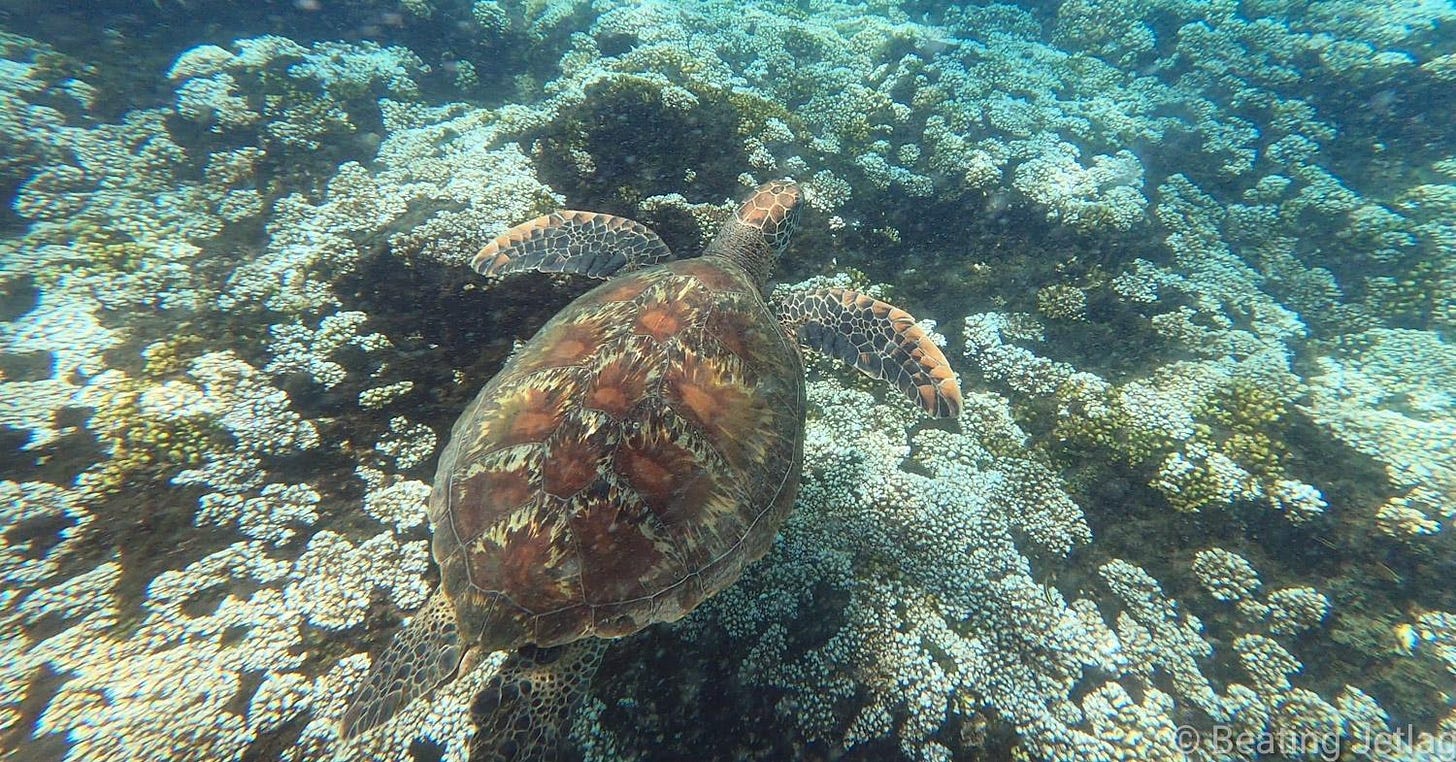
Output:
[{"xmin": 3, "ymin": 0, "xmax": 1456, "ymax": 759}]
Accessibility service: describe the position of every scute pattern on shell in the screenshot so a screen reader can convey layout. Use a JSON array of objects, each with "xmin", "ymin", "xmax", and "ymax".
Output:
[{"xmin": 430, "ymin": 257, "xmax": 806, "ymax": 647}]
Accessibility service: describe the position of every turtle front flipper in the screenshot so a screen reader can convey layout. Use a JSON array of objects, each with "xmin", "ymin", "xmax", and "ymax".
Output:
[
  {"xmin": 471, "ymin": 211, "xmax": 673, "ymax": 280},
  {"xmin": 777, "ymin": 287, "xmax": 962, "ymax": 418},
  {"xmin": 340, "ymin": 591, "xmax": 465, "ymax": 739},
  {"xmin": 470, "ymin": 639, "xmax": 608, "ymax": 761}
]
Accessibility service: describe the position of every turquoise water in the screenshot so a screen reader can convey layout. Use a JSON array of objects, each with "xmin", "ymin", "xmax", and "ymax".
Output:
[{"xmin": 2, "ymin": 1, "xmax": 1455, "ymax": 760}]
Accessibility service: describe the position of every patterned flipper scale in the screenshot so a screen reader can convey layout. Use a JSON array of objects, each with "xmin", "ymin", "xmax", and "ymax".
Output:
[
  {"xmin": 340, "ymin": 591, "xmax": 464, "ymax": 739},
  {"xmin": 471, "ymin": 211, "xmax": 674, "ymax": 280},
  {"xmin": 469, "ymin": 640, "xmax": 608, "ymax": 761},
  {"xmin": 777, "ymin": 287, "xmax": 962, "ymax": 418}
]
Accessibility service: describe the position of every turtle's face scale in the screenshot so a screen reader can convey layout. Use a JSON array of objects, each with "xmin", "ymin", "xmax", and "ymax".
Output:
[{"xmin": 735, "ymin": 179, "xmax": 802, "ymax": 258}]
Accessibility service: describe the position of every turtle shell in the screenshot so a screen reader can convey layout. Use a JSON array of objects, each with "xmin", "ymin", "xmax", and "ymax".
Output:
[{"xmin": 429, "ymin": 256, "xmax": 805, "ymax": 649}]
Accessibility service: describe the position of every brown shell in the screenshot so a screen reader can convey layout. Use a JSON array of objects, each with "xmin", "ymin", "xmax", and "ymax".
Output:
[{"xmin": 428, "ymin": 257, "xmax": 805, "ymax": 648}]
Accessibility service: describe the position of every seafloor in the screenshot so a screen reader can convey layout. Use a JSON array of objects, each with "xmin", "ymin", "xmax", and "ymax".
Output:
[{"xmin": 2, "ymin": 0, "xmax": 1455, "ymax": 760}]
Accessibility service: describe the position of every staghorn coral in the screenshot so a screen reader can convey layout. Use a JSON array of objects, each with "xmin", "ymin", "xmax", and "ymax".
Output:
[
  {"xmin": 359, "ymin": 381, "xmax": 415, "ymax": 410},
  {"xmin": 357, "ymin": 468, "xmax": 430, "ymax": 531},
  {"xmin": 221, "ymin": 113, "xmax": 559, "ymax": 315},
  {"xmin": 0, "ymin": 481, "xmax": 99, "ymax": 595},
  {"xmin": 374, "ymin": 416, "xmax": 437, "ymax": 472},
  {"xmin": 1265, "ymin": 587, "xmax": 1331, "ymax": 636},
  {"xmin": 1035, "ymin": 283, "xmax": 1089, "ymax": 322},
  {"xmin": 0, "ymin": 32, "xmax": 93, "ymax": 182},
  {"xmin": 168, "ymin": 37, "xmax": 423, "ymax": 149},
  {"xmin": 1234, "ymin": 633, "xmax": 1302, "ymax": 693},
  {"xmin": 1012, "ymin": 146, "xmax": 1147, "ymax": 232},
  {"xmin": 968, "ymin": 308, "xmax": 1320, "ymax": 522}
]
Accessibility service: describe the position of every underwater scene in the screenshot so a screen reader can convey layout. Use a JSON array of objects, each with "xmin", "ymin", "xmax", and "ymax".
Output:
[{"xmin": 3, "ymin": 0, "xmax": 1456, "ymax": 760}]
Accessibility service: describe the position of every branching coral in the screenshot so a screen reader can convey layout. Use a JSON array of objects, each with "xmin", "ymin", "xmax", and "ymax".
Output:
[
  {"xmin": 79, "ymin": 372, "xmax": 219, "ymax": 494},
  {"xmin": 1303, "ymin": 329, "xmax": 1456, "ymax": 538},
  {"xmin": 169, "ymin": 37, "xmax": 423, "ymax": 148}
]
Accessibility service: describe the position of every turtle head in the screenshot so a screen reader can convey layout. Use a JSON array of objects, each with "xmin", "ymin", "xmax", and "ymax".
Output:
[
  {"xmin": 735, "ymin": 178, "xmax": 802, "ymax": 257},
  {"xmin": 708, "ymin": 178, "xmax": 802, "ymax": 290}
]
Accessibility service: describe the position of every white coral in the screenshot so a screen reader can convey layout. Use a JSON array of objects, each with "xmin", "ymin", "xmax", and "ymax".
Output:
[
  {"xmin": 1191, "ymin": 548, "xmax": 1262, "ymax": 602},
  {"xmin": 376, "ymin": 416, "xmax": 438, "ymax": 471},
  {"xmin": 1012, "ymin": 144, "xmax": 1148, "ymax": 232},
  {"xmin": 1265, "ymin": 587, "xmax": 1330, "ymax": 635},
  {"xmin": 284, "ymin": 530, "xmax": 430, "ymax": 631},
  {"xmin": 1234, "ymin": 634, "xmax": 1302, "ymax": 694},
  {"xmin": 363, "ymin": 477, "xmax": 430, "ymax": 532}
]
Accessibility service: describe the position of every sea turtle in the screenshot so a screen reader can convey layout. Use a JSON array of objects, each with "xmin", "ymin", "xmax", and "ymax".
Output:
[{"xmin": 341, "ymin": 178, "xmax": 961, "ymax": 756}]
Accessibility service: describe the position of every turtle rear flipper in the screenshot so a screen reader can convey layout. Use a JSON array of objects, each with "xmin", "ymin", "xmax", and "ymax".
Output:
[
  {"xmin": 472, "ymin": 211, "xmax": 673, "ymax": 280},
  {"xmin": 341, "ymin": 591, "xmax": 464, "ymax": 739},
  {"xmin": 470, "ymin": 639, "xmax": 607, "ymax": 761},
  {"xmin": 777, "ymin": 287, "xmax": 962, "ymax": 418}
]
